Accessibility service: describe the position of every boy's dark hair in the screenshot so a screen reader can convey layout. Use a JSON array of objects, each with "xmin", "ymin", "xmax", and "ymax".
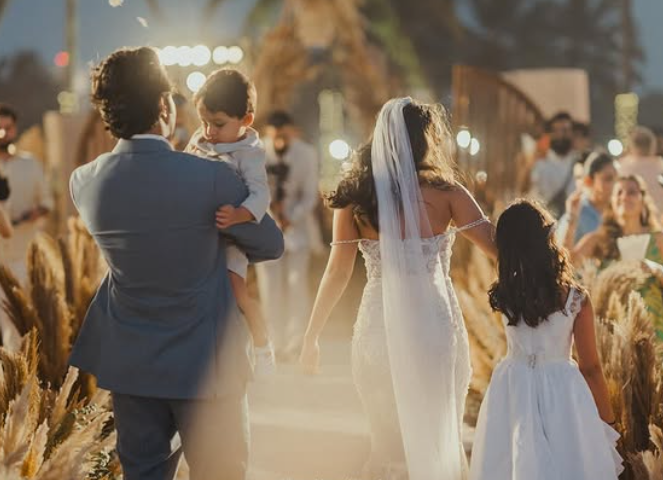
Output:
[
  {"xmin": 194, "ymin": 69, "xmax": 256, "ymax": 118},
  {"xmin": 266, "ymin": 110, "xmax": 295, "ymax": 129},
  {"xmin": 0, "ymin": 103, "xmax": 18, "ymax": 123},
  {"xmin": 91, "ymin": 47, "xmax": 172, "ymax": 139},
  {"xmin": 545, "ymin": 111, "xmax": 573, "ymax": 132}
]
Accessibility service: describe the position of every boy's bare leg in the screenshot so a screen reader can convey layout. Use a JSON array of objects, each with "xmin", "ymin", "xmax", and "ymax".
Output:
[{"xmin": 229, "ymin": 271, "xmax": 269, "ymax": 347}]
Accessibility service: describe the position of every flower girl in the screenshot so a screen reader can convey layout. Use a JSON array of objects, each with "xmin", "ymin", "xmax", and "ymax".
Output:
[{"xmin": 470, "ymin": 199, "xmax": 623, "ymax": 480}]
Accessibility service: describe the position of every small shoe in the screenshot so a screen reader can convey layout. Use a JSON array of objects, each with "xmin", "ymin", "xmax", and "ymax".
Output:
[{"xmin": 253, "ymin": 343, "xmax": 276, "ymax": 378}]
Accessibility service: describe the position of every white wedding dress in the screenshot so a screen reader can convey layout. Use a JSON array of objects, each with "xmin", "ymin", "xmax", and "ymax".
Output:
[
  {"xmin": 337, "ymin": 220, "xmax": 484, "ymax": 479},
  {"xmin": 336, "ymin": 97, "xmax": 486, "ymax": 480}
]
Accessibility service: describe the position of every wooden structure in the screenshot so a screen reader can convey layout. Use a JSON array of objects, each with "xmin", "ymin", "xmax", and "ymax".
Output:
[{"xmin": 452, "ymin": 65, "xmax": 546, "ymax": 206}]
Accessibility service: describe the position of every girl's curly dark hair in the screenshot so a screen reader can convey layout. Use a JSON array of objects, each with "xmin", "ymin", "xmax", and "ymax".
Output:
[
  {"xmin": 326, "ymin": 100, "xmax": 457, "ymax": 230},
  {"xmin": 488, "ymin": 199, "xmax": 583, "ymax": 327},
  {"xmin": 593, "ymin": 174, "xmax": 661, "ymax": 260},
  {"xmin": 91, "ymin": 47, "xmax": 172, "ymax": 139}
]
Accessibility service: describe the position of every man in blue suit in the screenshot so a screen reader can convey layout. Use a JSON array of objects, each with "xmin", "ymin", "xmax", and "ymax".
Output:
[{"xmin": 69, "ymin": 47, "xmax": 284, "ymax": 480}]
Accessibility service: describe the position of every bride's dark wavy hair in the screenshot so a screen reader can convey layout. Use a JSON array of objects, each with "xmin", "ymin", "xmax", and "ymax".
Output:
[
  {"xmin": 326, "ymin": 100, "xmax": 457, "ymax": 230},
  {"xmin": 488, "ymin": 199, "xmax": 583, "ymax": 327}
]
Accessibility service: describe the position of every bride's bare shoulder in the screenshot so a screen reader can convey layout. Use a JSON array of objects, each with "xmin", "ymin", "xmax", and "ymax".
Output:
[{"xmin": 421, "ymin": 182, "xmax": 471, "ymax": 204}]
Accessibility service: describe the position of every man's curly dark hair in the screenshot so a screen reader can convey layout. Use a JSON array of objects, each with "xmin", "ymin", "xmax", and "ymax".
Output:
[{"xmin": 91, "ymin": 47, "xmax": 172, "ymax": 139}]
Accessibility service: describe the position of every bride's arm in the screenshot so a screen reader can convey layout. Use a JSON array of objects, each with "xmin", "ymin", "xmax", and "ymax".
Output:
[
  {"xmin": 449, "ymin": 185, "xmax": 497, "ymax": 260},
  {"xmin": 300, "ymin": 206, "xmax": 359, "ymax": 372}
]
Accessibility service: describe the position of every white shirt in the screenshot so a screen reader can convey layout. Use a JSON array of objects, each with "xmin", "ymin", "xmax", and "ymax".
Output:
[
  {"xmin": 131, "ymin": 134, "xmax": 173, "ymax": 147},
  {"xmin": 264, "ymin": 138, "xmax": 320, "ymax": 252},
  {"xmin": 0, "ymin": 152, "xmax": 53, "ymax": 223},
  {"xmin": 530, "ymin": 150, "xmax": 577, "ymax": 204},
  {"xmin": 186, "ymin": 127, "xmax": 269, "ymax": 223}
]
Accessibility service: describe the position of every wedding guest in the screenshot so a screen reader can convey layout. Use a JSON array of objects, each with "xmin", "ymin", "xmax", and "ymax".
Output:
[
  {"xmin": 530, "ymin": 112, "xmax": 578, "ymax": 217},
  {"xmin": 557, "ymin": 152, "xmax": 618, "ymax": 248},
  {"xmin": 256, "ymin": 110, "xmax": 319, "ymax": 358},
  {"xmin": 573, "ymin": 175, "xmax": 663, "ymax": 337},
  {"xmin": 619, "ymin": 126, "xmax": 663, "ymax": 214},
  {"xmin": 0, "ymin": 103, "xmax": 53, "ymax": 283}
]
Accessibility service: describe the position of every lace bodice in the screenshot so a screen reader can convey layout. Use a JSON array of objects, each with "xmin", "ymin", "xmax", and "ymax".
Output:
[
  {"xmin": 357, "ymin": 234, "xmax": 454, "ymax": 280},
  {"xmin": 332, "ymin": 217, "xmax": 488, "ymax": 280},
  {"xmin": 503, "ymin": 287, "xmax": 585, "ymax": 365}
]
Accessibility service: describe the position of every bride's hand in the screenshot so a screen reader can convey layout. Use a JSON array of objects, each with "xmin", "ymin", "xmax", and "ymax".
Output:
[{"xmin": 299, "ymin": 336, "xmax": 320, "ymax": 375}]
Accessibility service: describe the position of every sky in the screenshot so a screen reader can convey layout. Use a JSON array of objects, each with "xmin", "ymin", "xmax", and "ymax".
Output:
[{"xmin": 0, "ymin": 0, "xmax": 661, "ymax": 92}]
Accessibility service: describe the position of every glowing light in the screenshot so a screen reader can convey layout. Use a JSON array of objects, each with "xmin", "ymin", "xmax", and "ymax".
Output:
[
  {"xmin": 7, "ymin": 144, "xmax": 16, "ymax": 155},
  {"xmin": 329, "ymin": 139, "xmax": 351, "ymax": 160},
  {"xmin": 476, "ymin": 171, "xmax": 488, "ymax": 183},
  {"xmin": 186, "ymin": 71, "xmax": 207, "ymax": 93},
  {"xmin": 213, "ymin": 46, "xmax": 229, "ymax": 64},
  {"xmin": 192, "ymin": 45, "xmax": 211, "ymax": 66},
  {"xmin": 227, "ymin": 46, "xmax": 244, "ymax": 64},
  {"xmin": 177, "ymin": 46, "xmax": 193, "ymax": 67},
  {"xmin": 456, "ymin": 129, "xmax": 471, "ymax": 149},
  {"xmin": 608, "ymin": 139, "xmax": 624, "ymax": 157},
  {"xmin": 470, "ymin": 138, "xmax": 481, "ymax": 156},
  {"xmin": 0, "ymin": 129, "xmax": 5, "ymax": 139},
  {"xmin": 159, "ymin": 46, "xmax": 178, "ymax": 66},
  {"xmin": 54, "ymin": 51, "xmax": 70, "ymax": 67}
]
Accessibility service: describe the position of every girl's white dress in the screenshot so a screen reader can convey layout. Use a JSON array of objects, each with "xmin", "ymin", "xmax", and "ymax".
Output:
[{"xmin": 470, "ymin": 287, "xmax": 623, "ymax": 480}]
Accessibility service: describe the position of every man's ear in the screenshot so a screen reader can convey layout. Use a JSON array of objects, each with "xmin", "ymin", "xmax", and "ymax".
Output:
[
  {"xmin": 160, "ymin": 94, "xmax": 172, "ymax": 121},
  {"xmin": 242, "ymin": 112, "xmax": 255, "ymax": 128}
]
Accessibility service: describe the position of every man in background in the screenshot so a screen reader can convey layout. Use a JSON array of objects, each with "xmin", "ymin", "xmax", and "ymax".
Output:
[{"xmin": 257, "ymin": 110, "xmax": 320, "ymax": 359}]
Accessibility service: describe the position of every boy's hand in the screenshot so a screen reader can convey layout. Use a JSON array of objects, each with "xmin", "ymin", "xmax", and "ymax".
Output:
[
  {"xmin": 216, "ymin": 205, "xmax": 237, "ymax": 229},
  {"xmin": 216, "ymin": 205, "xmax": 255, "ymax": 229}
]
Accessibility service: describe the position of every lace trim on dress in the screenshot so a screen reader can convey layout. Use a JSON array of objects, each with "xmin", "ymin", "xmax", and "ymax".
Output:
[
  {"xmin": 566, "ymin": 287, "xmax": 586, "ymax": 317},
  {"xmin": 330, "ymin": 217, "xmax": 489, "ymax": 246}
]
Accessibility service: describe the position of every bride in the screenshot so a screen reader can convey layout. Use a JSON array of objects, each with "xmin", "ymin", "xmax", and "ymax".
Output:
[{"xmin": 300, "ymin": 98, "xmax": 496, "ymax": 479}]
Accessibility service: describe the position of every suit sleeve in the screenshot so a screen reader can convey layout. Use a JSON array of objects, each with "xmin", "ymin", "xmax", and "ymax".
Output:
[{"xmin": 214, "ymin": 162, "xmax": 284, "ymax": 263}]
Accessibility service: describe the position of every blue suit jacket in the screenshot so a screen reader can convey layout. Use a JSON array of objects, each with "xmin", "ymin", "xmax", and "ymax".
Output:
[{"xmin": 69, "ymin": 138, "xmax": 284, "ymax": 399}]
